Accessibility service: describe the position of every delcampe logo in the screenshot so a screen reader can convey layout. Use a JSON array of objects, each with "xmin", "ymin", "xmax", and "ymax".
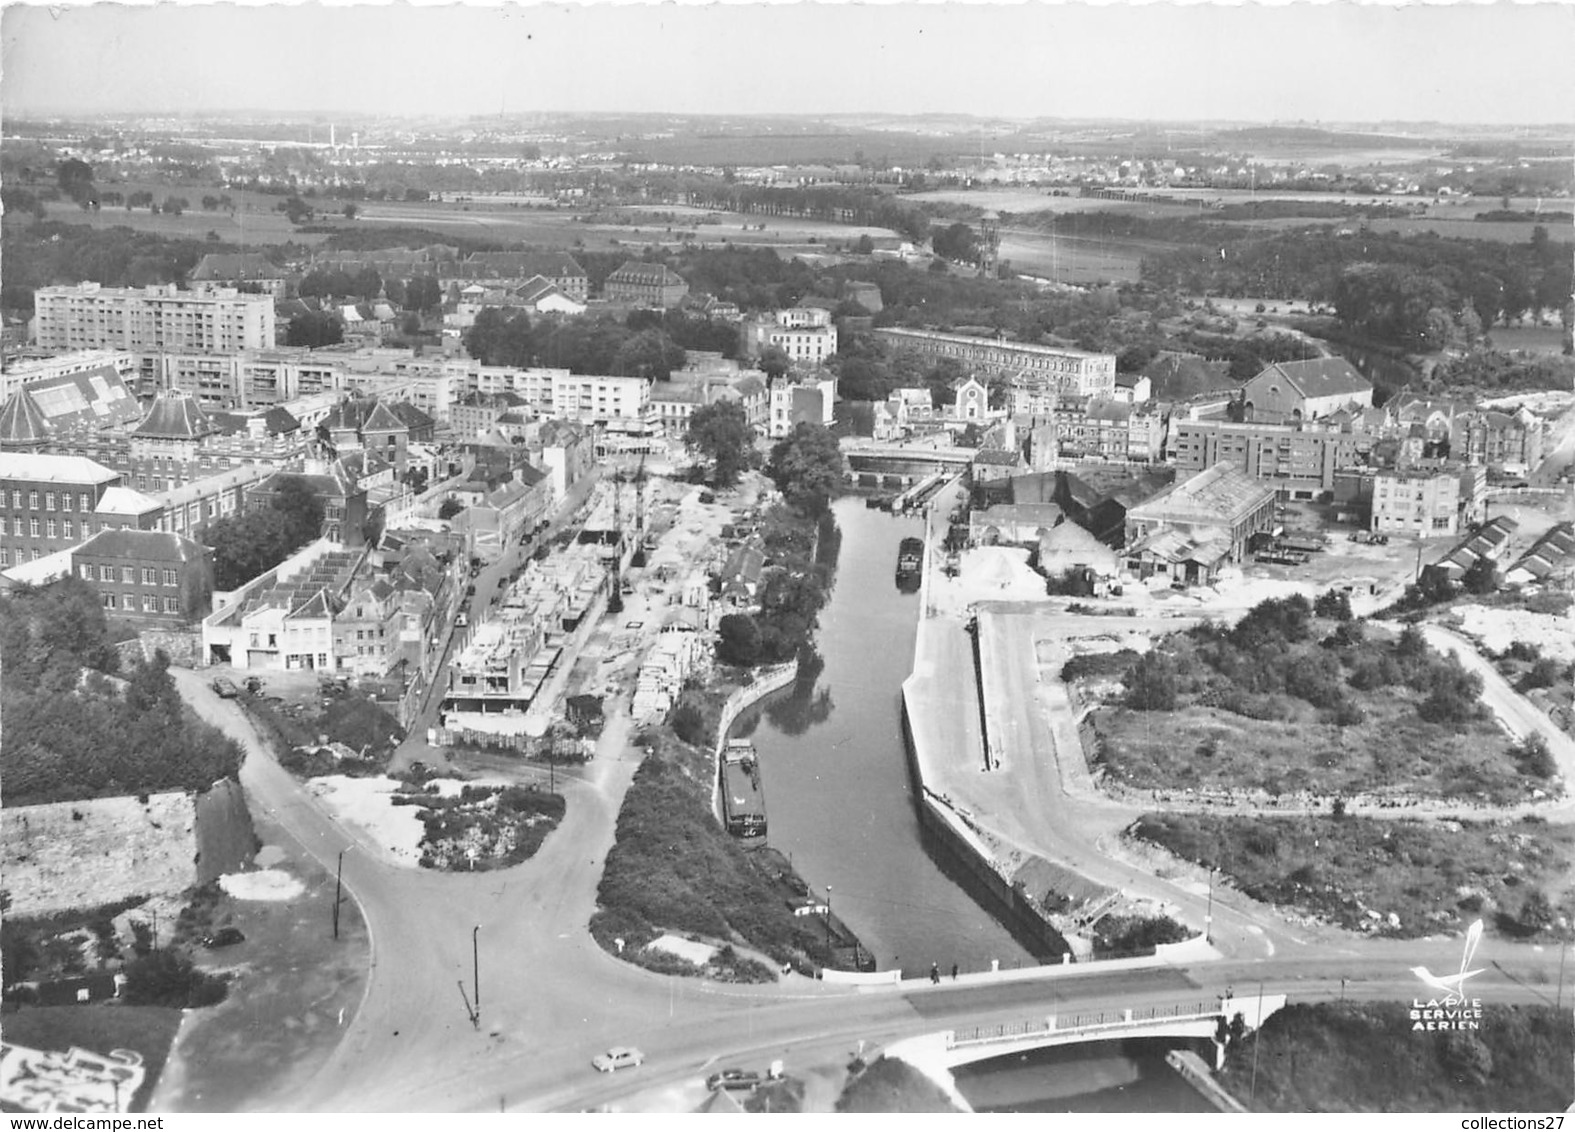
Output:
[{"xmin": 1409, "ymin": 918, "xmax": 1485, "ymax": 1032}]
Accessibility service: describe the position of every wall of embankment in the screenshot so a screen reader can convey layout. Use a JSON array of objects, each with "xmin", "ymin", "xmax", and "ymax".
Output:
[
  {"xmin": 899, "ymin": 686, "xmax": 1072, "ymax": 959},
  {"xmin": 711, "ymin": 660, "xmax": 800, "ymax": 824}
]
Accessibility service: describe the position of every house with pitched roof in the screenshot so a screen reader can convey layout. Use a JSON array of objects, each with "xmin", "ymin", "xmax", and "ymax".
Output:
[
  {"xmin": 1505, "ymin": 523, "xmax": 1575, "ymax": 586},
  {"xmin": 321, "ymin": 396, "xmax": 411, "ymax": 475},
  {"xmin": 1452, "ymin": 406, "xmax": 1544, "ymax": 472},
  {"xmin": 514, "ymin": 275, "xmax": 587, "ymax": 315},
  {"xmin": 69, "ymin": 528, "xmax": 214, "ymax": 623},
  {"xmin": 1242, "ymin": 358, "xmax": 1373, "ymax": 423},
  {"xmin": 448, "ymin": 251, "xmax": 589, "ymax": 301},
  {"xmin": 191, "ymin": 252, "xmax": 289, "ymax": 298},
  {"xmin": 604, "ymin": 261, "xmax": 689, "ymax": 308}
]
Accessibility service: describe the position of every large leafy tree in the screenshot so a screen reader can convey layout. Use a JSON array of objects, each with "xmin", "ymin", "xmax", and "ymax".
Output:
[
  {"xmin": 270, "ymin": 475, "xmax": 326, "ymax": 548},
  {"xmin": 611, "ymin": 329, "xmax": 685, "ymax": 380},
  {"xmin": 405, "ymin": 275, "xmax": 443, "ymax": 313},
  {"xmin": 757, "ymin": 345, "xmax": 791, "ymax": 382},
  {"xmin": 56, "ymin": 158, "xmax": 95, "ymax": 206},
  {"xmin": 352, "ymin": 266, "xmax": 383, "ymax": 301},
  {"xmin": 201, "ymin": 476, "xmax": 324, "ymax": 590},
  {"xmin": 767, "ymin": 422, "xmax": 844, "ymax": 517},
  {"xmin": 465, "ymin": 308, "xmax": 534, "ymax": 367},
  {"xmin": 685, "ymin": 401, "xmax": 754, "ymax": 488},
  {"xmin": 203, "ymin": 508, "xmax": 293, "ymax": 590},
  {"xmin": 286, "ymin": 310, "xmax": 344, "ymax": 348}
]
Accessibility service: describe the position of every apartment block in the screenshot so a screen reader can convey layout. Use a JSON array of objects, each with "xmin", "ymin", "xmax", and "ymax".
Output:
[
  {"xmin": 33, "ymin": 283, "xmax": 276, "ymax": 353},
  {"xmin": 1168, "ymin": 418, "xmax": 1376, "ymax": 497},
  {"xmin": 873, "ymin": 327, "xmax": 1116, "ymax": 398}
]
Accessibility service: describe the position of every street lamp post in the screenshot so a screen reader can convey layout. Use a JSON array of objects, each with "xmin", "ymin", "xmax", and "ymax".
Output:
[
  {"xmin": 333, "ymin": 848, "xmax": 347, "ymax": 941},
  {"xmin": 1250, "ymin": 979, "xmax": 1265, "ymax": 1104},
  {"xmin": 825, "ymin": 885, "xmax": 833, "ymax": 950},
  {"xmin": 473, "ymin": 925, "xmax": 481, "ymax": 1017},
  {"xmin": 1205, "ymin": 866, "xmax": 1217, "ymax": 945},
  {"xmin": 1558, "ymin": 936, "xmax": 1569, "ymax": 1011}
]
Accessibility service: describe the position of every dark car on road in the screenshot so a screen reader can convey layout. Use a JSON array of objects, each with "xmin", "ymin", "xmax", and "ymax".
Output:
[
  {"xmin": 210, "ymin": 677, "xmax": 239, "ymax": 699},
  {"xmin": 202, "ymin": 927, "xmax": 245, "ymax": 948},
  {"xmin": 706, "ymin": 1069, "xmax": 762, "ymax": 1093}
]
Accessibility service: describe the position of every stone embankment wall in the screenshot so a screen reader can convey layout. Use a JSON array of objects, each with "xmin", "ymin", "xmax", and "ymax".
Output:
[
  {"xmin": 710, "ymin": 661, "xmax": 800, "ymax": 824},
  {"xmin": 899, "ymin": 696, "xmax": 1072, "ymax": 959},
  {"xmin": 2, "ymin": 779, "xmax": 256, "ymax": 917}
]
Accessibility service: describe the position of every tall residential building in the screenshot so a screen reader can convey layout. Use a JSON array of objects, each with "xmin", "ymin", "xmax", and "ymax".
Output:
[
  {"xmin": 1168, "ymin": 418, "xmax": 1377, "ymax": 497},
  {"xmin": 32, "ymin": 283, "xmax": 276, "ymax": 353}
]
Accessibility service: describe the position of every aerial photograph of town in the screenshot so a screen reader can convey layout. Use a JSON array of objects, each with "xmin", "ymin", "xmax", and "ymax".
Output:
[{"xmin": 0, "ymin": 0, "xmax": 1571, "ymax": 1117}]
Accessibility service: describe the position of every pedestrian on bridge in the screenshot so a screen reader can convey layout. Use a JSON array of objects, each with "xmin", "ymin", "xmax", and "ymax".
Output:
[{"xmin": 930, "ymin": 963, "xmax": 940, "ymax": 984}]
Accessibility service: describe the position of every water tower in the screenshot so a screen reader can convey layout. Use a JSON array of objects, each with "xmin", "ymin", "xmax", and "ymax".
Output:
[{"xmin": 977, "ymin": 211, "xmax": 1001, "ymax": 279}]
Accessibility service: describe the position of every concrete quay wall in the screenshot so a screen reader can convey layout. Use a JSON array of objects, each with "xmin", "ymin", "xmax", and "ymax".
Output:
[{"xmin": 900, "ymin": 678, "xmax": 1070, "ymax": 960}]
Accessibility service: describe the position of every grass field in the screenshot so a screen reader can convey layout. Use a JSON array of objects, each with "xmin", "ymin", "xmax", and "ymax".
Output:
[
  {"xmin": 1130, "ymin": 812, "xmax": 1575, "ymax": 938},
  {"xmin": 36, "ymin": 198, "xmax": 328, "ymax": 247},
  {"xmin": 999, "ymin": 229, "xmax": 1145, "ymax": 284},
  {"xmin": 1, "ymin": 1004, "xmax": 183, "ymax": 1112},
  {"xmin": 1091, "ymin": 688, "xmax": 1523, "ymax": 803}
]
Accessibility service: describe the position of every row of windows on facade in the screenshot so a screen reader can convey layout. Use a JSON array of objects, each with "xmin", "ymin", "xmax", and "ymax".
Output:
[
  {"xmin": 8, "ymin": 491, "xmax": 96, "ymax": 512},
  {"xmin": 97, "ymin": 592, "xmax": 184, "ymax": 614},
  {"xmin": 74, "ymin": 564, "xmax": 183, "ymax": 585},
  {"xmin": 6, "ymin": 503, "xmax": 229, "ymax": 540}
]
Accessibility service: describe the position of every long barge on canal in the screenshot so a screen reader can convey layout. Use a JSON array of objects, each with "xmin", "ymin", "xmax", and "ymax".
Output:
[{"xmin": 721, "ymin": 738, "xmax": 767, "ymax": 839}]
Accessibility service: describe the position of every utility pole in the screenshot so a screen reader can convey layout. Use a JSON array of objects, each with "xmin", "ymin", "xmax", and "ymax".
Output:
[
  {"xmin": 473, "ymin": 925, "xmax": 481, "ymax": 1017},
  {"xmin": 825, "ymin": 885, "xmax": 833, "ymax": 950},
  {"xmin": 1249, "ymin": 980, "xmax": 1265, "ymax": 1105},
  {"xmin": 333, "ymin": 848, "xmax": 347, "ymax": 940},
  {"xmin": 1205, "ymin": 866, "xmax": 1217, "ymax": 944}
]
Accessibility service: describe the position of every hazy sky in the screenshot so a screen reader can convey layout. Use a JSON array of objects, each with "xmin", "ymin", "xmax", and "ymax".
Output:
[{"xmin": 3, "ymin": 2, "xmax": 1573, "ymax": 125}]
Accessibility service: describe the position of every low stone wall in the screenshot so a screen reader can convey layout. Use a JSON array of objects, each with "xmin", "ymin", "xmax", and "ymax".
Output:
[
  {"xmin": 819, "ymin": 968, "xmax": 902, "ymax": 986},
  {"xmin": 3, "ymin": 779, "xmax": 256, "ymax": 917},
  {"xmin": 3, "ymin": 792, "xmax": 198, "ymax": 917},
  {"xmin": 709, "ymin": 660, "xmax": 800, "ymax": 825},
  {"xmin": 900, "ymin": 698, "xmax": 1071, "ymax": 960},
  {"xmin": 134, "ymin": 628, "xmax": 204, "ymax": 668}
]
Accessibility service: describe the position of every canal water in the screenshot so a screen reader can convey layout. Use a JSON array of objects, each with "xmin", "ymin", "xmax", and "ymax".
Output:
[
  {"xmin": 952, "ymin": 1040, "xmax": 1219, "ymax": 1113},
  {"xmin": 732, "ymin": 497, "xmax": 1036, "ymax": 974},
  {"xmin": 732, "ymin": 496, "xmax": 1213, "ymax": 1109}
]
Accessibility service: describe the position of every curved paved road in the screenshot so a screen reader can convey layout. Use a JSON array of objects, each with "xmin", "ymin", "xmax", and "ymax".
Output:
[{"xmin": 172, "ymin": 661, "xmax": 1571, "ymax": 1112}]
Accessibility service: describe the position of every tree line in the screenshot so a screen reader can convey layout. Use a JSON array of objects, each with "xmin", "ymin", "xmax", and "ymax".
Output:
[{"xmin": 0, "ymin": 579, "xmax": 242, "ymax": 807}]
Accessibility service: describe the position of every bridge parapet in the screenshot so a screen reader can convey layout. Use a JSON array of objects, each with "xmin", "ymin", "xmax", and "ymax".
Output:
[{"xmin": 946, "ymin": 999, "xmax": 1218, "ymax": 1052}]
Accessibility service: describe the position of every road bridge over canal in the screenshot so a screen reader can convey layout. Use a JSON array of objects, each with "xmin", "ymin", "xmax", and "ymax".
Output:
[{"xmin": 882, "ymin": 992, "xmax": 1287, "ymax": 1108}]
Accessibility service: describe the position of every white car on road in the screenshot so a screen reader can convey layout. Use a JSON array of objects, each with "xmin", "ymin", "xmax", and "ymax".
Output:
[{"xmin": 591, "ymin": 1046, "xmax": 645, "ymax": 1073}]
